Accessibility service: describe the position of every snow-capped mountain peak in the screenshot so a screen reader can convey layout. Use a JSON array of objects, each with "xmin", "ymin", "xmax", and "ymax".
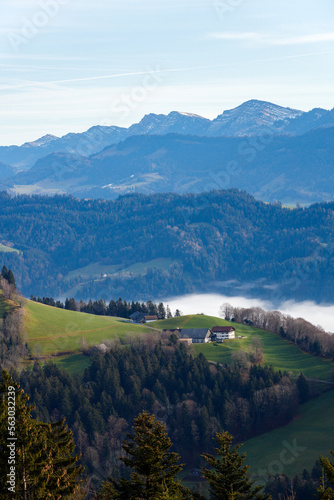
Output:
[
  {"xmin": 22, "ymin": 134, "xmax": 59, "ymax": 148},
  {"xmin": 208, "ymin": 100, "xmax": 303, "ymax": 136}
]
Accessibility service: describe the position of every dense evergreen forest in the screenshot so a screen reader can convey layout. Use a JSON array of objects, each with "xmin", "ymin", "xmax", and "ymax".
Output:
[
  {"xmin": 18, "ymin": 340, "xmax": 298, "ymax": 490},
  {"xmin": 1, "ymin": 190, "xmax": 334, "ymax": 302}
]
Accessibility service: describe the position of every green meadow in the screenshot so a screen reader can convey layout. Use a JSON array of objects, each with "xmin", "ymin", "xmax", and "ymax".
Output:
[
  {"xmin": 52, "ymin": 353, "xmax": 92, "ymax": 376},
  {"xmin": 151, "ymin": 315, "xmax": 334, "ymax": 381},
  {"xmin": 65, "ymin": 257, "xmax": 178, "ymax": 281},
  {"xmin": 24, "ymin": 300, "xmax": 157, "ymax": 356},
  {"xmin": 63, "ymin": 257, "xmax": 179, "ymax": 297},
  {"xmin": 0, "ymin": 294, "xmax": 17, "ymax": 318},
  {"xmin": 1, "ymin": 297, "xmax": 333, "ymax": 479},
  {"xmin": 153, "ymin": 315, "xmax": 334, "ymax": 481},
  {"xmin": 243, "ymin": 389, "xmax": 334, "ymax": 479},
  {"xmin": 0, "ymin": 244, "xmax": 21, "ymax": 254}
]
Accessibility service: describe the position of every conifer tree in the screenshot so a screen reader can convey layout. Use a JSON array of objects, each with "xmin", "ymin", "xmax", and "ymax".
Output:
[
  {"xmin": 6, "ymin": 270, "xmax": 16, "ymax": 289},
  {"xmin": 100, "ymin": 411, "xmax": 191, "ymax": 499},
  {"xmin": 1, "ymin": 265, "xmax": 8, "ymax": 281},
  {"xmin": 158, "ymin": 302, "xmax": 166, "ymax": 319},
  {"xmin": 202, "ymin": 431, "xmax": 271, "ymax": 500},
  {"xmin": 0, "ymin": 370, "xmax": 83, "ymax": 499},
  {"xmin": 318, "ymin": 452, "xmax": 334, "ymax": 499},
  {"xmin": 45, "ymin": 419, "xmax": 84, "ymax": 497},
  {"xmin": 296, "ymin": 372, "xmax": 310, "ymax": 403}
]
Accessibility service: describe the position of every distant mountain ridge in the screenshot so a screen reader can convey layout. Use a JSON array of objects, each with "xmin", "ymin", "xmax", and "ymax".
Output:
[
  {"xmin": 205, "ymin": 100, "xmax": 302, "ymax": 136},
  {"xmin": 5, "ymin": 125, "xmax": 334, "ymax": 204},
  {"xmin": 1, "ymin": 99, "xmax": 333, "ymax": 172},
  {"xmin": 1, "ymin": 99, "xmax": 334, "ymax": 204},
  {"xmin": 0, "ymin": 125, "xmax": 126, "ymax": 170}
]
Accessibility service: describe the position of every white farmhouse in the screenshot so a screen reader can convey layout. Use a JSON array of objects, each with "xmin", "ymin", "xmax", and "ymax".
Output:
[{"xmin": 211, "ymin": 326, "xmax": 236, "ymax": 342}]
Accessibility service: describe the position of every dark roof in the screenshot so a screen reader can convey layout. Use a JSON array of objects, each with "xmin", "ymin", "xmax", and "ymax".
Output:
[
  {"xmin": 211, "ymin": 326, "xmax": 236, "ymax": 333},
  {"xmin": 130, "ymin": 312, "xmax": 146, "ymax": 320},
  {"xmin": 179, "ymin": 328, "xmax": 211, "ymax": 340}
]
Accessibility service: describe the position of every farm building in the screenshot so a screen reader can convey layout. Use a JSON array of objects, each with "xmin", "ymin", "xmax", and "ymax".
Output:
[
  {"xmin": 162, "ymin": 328, "xmax": 212, "ymax": 344},
  {"xmin": 179, "ymin": 328, "xmax": 212, "ymax": 344},
  {"xmin": 144, "ymin": 315, "xmax": 158, "ymax": 322},
  {"xmin": 211, "ymin": 326, "xmax": 236, "ymax": 341},
  {"xmin": 129, "ymin": 312, "xmax": 146, "ymax": 323}
]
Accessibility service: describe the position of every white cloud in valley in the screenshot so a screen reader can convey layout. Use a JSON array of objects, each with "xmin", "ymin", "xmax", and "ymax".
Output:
[{"xmin": 162, "ymin": 294, "xmax": 334, "ymax": 333}]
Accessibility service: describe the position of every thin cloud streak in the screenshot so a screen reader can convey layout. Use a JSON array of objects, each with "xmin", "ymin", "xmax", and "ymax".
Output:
[
  {"xmin": 2, "ymin": 50, "xmax": 334, "ymax": 91},
  {"xmin": 210, "ymin": 32, "xmax": 259, "ymax": 41},
  {"xmin": 210, "ymin": 32, "xmax": 334, "ymax": 46},
  {"xmin": 271, "ymin": 33, "xmax": 334, "ymax": 45}
]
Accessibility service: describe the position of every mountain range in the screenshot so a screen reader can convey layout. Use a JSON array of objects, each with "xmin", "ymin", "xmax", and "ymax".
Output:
[{"xmin": 1, "ymin": 99, "xmax": 334, "ymax": 203}]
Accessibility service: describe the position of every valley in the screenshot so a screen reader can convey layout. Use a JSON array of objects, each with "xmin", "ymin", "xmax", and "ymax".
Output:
[
  {"xmin": 2, "ymin": 291, "xmax": 334, "ymax": 484},
  {"xmin": 2, "ymin": 0, "xmax": 334, "ymax": 496},
  {"xmin": 1, "ymin": 190, "xmax": 334, "ymax": 305}
]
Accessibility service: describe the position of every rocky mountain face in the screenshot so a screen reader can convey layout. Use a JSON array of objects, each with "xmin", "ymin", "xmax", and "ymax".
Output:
[{"xmin": 206, "ymin": 99, "xmax": 303, "ymax": 136}]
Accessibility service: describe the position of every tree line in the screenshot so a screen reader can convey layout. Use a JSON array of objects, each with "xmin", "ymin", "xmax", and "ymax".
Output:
[
  {"xmin": 29, "ymin": 295, "xmax": 183, "ymax": 319},
  {"xmin": 220, "ymin": 303, "xmax": 334, "ymax": 360}
]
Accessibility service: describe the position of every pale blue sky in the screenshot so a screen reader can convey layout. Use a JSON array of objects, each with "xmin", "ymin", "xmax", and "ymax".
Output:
[{"xmin": 1, "ymin": 0, "xmax": 334, "ymax": 145}]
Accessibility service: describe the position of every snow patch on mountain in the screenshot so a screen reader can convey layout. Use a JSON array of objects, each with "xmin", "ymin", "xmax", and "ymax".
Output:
[
  {"xmin": 23, "ymin": 134, "xmax": 59, "ymax": 148},
  {"xmin": 208, "ymin": 100, "xmax": 303, "ymax": 136}
]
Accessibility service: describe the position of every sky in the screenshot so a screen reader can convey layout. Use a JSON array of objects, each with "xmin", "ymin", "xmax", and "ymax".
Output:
[{"xmin": 1, "ymin": 0, "xmax": 334, "ymax": 145}]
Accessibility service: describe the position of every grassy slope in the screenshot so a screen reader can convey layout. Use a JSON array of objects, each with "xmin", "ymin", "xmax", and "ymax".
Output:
[
  {"xmin": 52, "ymin": 354, "xmax": 92, "ymax": 376},
  {"xmin": 151, "ymin": 315, "xmax": 334, "ymax": 381},
  {"xmin": 1, "ymin": 295, "xmax": 333, "ymax": 477},
  {"xmin": 64, "ymin": 258, "xmax": 177, "ymax": 281},
  {"xmin": 0, "ymin": 294, "xmax": 17, "ymax": 317},
  {"xmin": 243, "ymin": 389, "xmax": 334, "ymax": 479},
  {"xmin": 63, "ymin": 257, "xmax": 179, "ymax": 297},
  {"xmin": 24, "ymin": 300, "xmax": 157, "ymax": 356},
  {"xmin": 65, "ymin": 262, "xmax": 121, "ymax": 281},
  {"xmin": 0, "ymin": 244, "xmax": 20, "ymax": 254},
  {"xmin": 152, "ymin": 314, "xmax": 334, "ymax": 478}
]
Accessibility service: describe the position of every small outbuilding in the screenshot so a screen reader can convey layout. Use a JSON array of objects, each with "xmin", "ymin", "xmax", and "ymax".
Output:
[{"xmin": 143, "ymin": 315, "xmax": 158, "ymax": 322}]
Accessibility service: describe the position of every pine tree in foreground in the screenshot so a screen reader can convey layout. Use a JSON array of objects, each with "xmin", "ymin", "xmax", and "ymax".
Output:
[
  {"xmin": 202, "ymin": 431, "xmax": 271, "ymax": 500},
  {"xmin": 318, "ymin": 451, "xmax": 334, "ymax": 499},
  {"xmin": 0, "ymin": 370, "xmax": 83, "ymax": 499},
  {"xmin": 99, "ymin": 410, "xmax": 192, "ymax": 499}
]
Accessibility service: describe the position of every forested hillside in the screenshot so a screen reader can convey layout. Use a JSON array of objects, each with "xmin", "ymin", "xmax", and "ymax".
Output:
[
  {"xmin": 1, "ymin": 190, "xmax": 334, "ymax": 302},
  {"xmin": 1, "ymin": 270, "xmax": 334, "ymax": 497},
  {"xmin": 19, "ymin": 341, "xmax": 297, "ymax": 489}
]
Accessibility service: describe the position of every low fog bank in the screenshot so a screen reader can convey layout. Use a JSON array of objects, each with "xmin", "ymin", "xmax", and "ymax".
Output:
[{"xmin": 162, "ymin": 293, "xmax": 334, "ymax": 333}]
